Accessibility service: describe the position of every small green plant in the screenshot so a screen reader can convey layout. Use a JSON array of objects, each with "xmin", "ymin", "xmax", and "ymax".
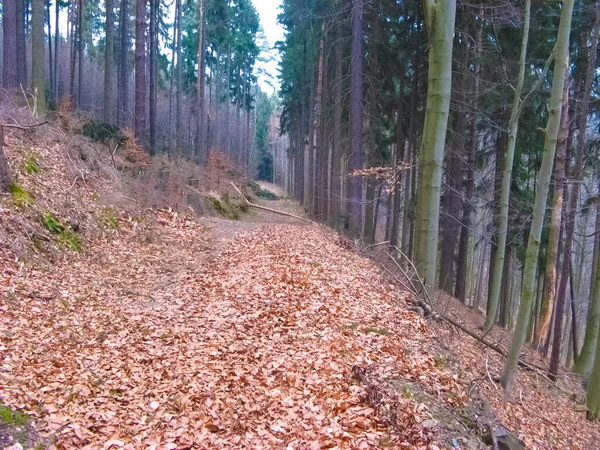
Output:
[
  {"xmin": 40, "ymin": 212, "xmax": 81, "ymax": 251},
  {"xmin": 10, "ymin": 183, "xmax": 34, "ymax": 207},
  {"xmin": 24, "ymin": 156, "xmax": 40, "ymax": 175},
  {"xmin": 101, "ymin": 207, "xmax": 119, "ymax": 229},
  {"xmin": 0, "ymin": 405, "xmax": 30, "ymax": 426}
]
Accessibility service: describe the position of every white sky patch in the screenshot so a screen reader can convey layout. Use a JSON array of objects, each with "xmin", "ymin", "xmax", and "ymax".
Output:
[{"xmin": 252, "ymin": 0, "xmax": 285, "ymax": 96}]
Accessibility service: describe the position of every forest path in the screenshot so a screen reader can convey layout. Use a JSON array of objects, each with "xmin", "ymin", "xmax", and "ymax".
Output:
[{"xmin": 2, "ymin": 200, "xmax": 459, "ymax": 449}]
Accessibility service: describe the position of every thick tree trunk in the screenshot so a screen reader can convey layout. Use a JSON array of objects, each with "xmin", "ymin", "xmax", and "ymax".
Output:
[
  {"xmin": 104, "ymin": 0, "xmax": 115, "ymax": 123},
  {"xmin": 134, "ymin": 0, "xmax": 146, "ymax": 143},
  {"xmin": 2, "ymin": 0, "xmax": 18, "ymax": 90},
  {"xmin": 501, "ymin": 0, "xmax": 574, "ymax": 395},
  {"xmin": 413, "ymin": 0, "xmax": 457, "ymax": 298},
  {"xmin": 31, "ymin": 0, "xmax": 46, "ymax": 114},
  {"xmin": 347, "ymin": 0, "xmax": 364, "ymax": 236},
  {"xmin": 485, "ymin": 0, "xmax": 532, "ymax": 332}
]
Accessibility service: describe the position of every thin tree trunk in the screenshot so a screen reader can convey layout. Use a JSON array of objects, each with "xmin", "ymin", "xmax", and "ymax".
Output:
[
  {"xmin": 574, "ymin": 4, "xmax": 600, "ymax": 375},
  {"xmin": 55, "ymin": 0, "xmax": 59, "ymax": 100},
  {"xmin": 313, "ymin": 25, "xmax": 326, "ymax": 221},
  {"xmin": 533, "ymin": 89, "xmax": 568, "ymax": 349},
  {"xmin": 149, "ymin": 0, "xmax": 157, "ymax": 151},
  {"xmin": 46, "ymin": 0, "xmax": 54, "ymax": 103},
  {"xmin": 134, "ymin": 0, "xmax": 146, "ymax": 143},
  {"xmin": 196, "ymin": 0, "xmax": 205, "ymax": 160},
  {"xmin": 501, "ymin": 0, "xmax": 575, "ymax": 395},
  {"xmin": 413, "ymin": 0, "xmax": 457, "ymax": 298},
  {"xmin": 175, "ymin": 0, "xmax": 182, "ymax": 150},
  {"xmin": 485, "ymin": 0, "xmax": 532, "ymax": 332},
  {"xmin": 16, "ymin": 0, "xmax": 27, "ymax": 87},
  {"xmin": 77, "ymin": 0, "xmax": 83, "ymax": 107},
  {"xmin": 118, "ymin": 0, "xmax": 129, "ymax": 126},
  {"xmin": 31, "ymin": 0, "xmax": 46, "ymax": 114},
  {"xmin": 330, "ymin": 13, "xmax": 343, "ymax": 230},
  {"xmin": 0, "ymin": 127, "xmax": 12, "ymax": 191},
  {"xmin": 104, "ymin": 0, "xmax": 115, "ymax": 122}
]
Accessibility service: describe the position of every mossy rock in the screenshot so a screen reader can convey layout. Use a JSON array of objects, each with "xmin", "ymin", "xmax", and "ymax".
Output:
[
  {"xmin": 204, "ymin": 193, "xmax": 248, "ymax": 220},
  {"xmin": 0, "ymin": 404, "xmax": 46, "ymax": 449}
]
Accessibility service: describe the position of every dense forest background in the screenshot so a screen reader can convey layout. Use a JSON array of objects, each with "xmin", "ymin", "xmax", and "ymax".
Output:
[{"xmin": 2, "ymin": 0, "xmax": 600, "ymax": 421}]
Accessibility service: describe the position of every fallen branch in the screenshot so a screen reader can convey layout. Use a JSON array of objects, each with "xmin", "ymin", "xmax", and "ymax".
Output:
[
  {"xmin": 230, "ymin": 182, "xmax": 317, "ymax": 225},
  {"xmin": 2, "ymin": 121, "xmax": 48, "ymax": 130}
]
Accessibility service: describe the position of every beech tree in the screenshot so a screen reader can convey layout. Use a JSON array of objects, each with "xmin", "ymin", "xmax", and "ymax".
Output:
[
  {"xmin": 413, "ymin": 0, "xmax": 457, "ymax": 298},
  {"xmin": 501, "ymin": 0, "xmax": 575, "ymax": 395}
]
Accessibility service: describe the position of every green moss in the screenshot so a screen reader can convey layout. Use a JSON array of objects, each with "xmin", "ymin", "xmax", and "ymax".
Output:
[
  {"xmin": 0, "ymin": 405, "xmax": 30, "ymax": 426},
  {"xmin": 205, "ymin": 194, "xmax": 242, "ymax": 220},
  {"xmin": 256, "ymin": 188, "xmax": 279, "ymax": 200},
  {"xmin": 40, "ymin": 212, "xmax": 81, "ymax": 251},
  {"xmin": 10, "ymin": 183, "xmax": 34, "ymax": 207},
  {"xmin": 24, "ymin": 156, "xmax": 40, "ymax": 175}
]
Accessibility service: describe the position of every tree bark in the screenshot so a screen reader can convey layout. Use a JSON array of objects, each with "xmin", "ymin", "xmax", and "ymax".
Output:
[
  {"xmin": 0, "ymin": 127, "xmax": 12, "ymax": 192},
  {"xmin": 548, "ymin": 73, "xmax": 570, "ymax": 379},
  {"xmin": 501, "ymin": 0, "xmax": 575, "ymax": 395},
  {"xmin": 16, "ymin": 0, "xmax": 27, "ymax": 87},
  {"xmin": 31, "ymin": 0, "xmax": 46, "ymax": 114},
  {"xmin": 574, "ymin": 4, "xmax": 600, "ymax": 376},
  {"xmin": 118, "ymin": 0, "xmax": 130, "ymax": 126},
  {"xmin": 196, "ymin": 0, "xmax": 205, "ymax": 160},
  {"xmin": 413, "ymin": 0, "xmax": 457, "ymax": 298},
  {"xmin": 2, "ymin": 0, "xmax": 18, "ymax": 90},
  {"xmin": 330, "ymin": 13, "xmax": 344, "ymax": 230},
  {"xmin": 134, "ymin": 0, "xmax": 146, "ymax": 143},
  {"xmin": 149, "ymin": 0, "xmax": 157, "ymax": 151},
  {"xmin": 104, "ymin": 0, "xmax": 115, "ymax": 123},
  {"xmin": 485, "ymin": 0, "xmax": 532, "ymax": 332},
  {"xmin": 347, "ymin": 0, "xmax": 364, "ymax": 236}
]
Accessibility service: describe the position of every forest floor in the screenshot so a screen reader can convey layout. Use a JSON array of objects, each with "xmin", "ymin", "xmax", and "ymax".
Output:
[{"xmin": 1, "ymin": 109, "xmax": 600, "ymax": 449}]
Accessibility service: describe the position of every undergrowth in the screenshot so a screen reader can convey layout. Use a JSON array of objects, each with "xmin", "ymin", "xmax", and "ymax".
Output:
[
  {"xmin": 10, "ymin": 183, "xmax": 34, "ymax": 207},
  {"xmin": 40, "ymin": 212, "xmax": 81, "ymax": 251}
]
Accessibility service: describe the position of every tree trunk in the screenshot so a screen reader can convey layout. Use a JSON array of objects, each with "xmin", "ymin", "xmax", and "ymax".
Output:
[
  {"xmin": 175, "ymin": 0, "xmax": 182, "ymax": 150},
  {"xmin": 330, "ymin": 14, "xmax": 343, "ymax": 230},
  {"xmin": 104, "ymin": 0, "xmax": 115, "ymax": 122},
  {"xmin": 77, "ymin": 0, "xmax": 83, "ymax": 106},
  {"xmin": 501, "ymin": 0, "xmax": 574, "ymax": 395},
  {"xmin": 313, "ymin": 25, "xmax": 326, "ymax": 221},
  {"xmin": 195, "ymin": 0, "xmax": 205, "ymax": 160},
  {"xmin": 533, "ymin": 86, "xmax": 569, "ymax": 349},
  {"xmin": 485, "ymin": 0, "xmax": 532, "ymax": 332},
  {"xmin": 347, "ymin": 0, "xmax": 364, "ymax": 236},
  {"xmin": 413, "ymin": 0, "xmax": 457, "ymax": 298},
  {"xmin": 0, "ymin": 127, "xmax": 12, "ymax": 192},
  {"xmin": 46, "ymin": 0, "xmax": 53, "ymax": 103},
  {"xmin": 2, "ymin": 0, "xmax": 18, "ymax": 90},
  {"xmin": 148, "ymin": 0, "xmax": 157, "ymax": 151},
  {"xmin": 455, "ymin": 7, "xmax": 483, "ymax": 303},
  {"xmin": 118, "ymin": 0, "xmax": 129, "ymax": 126},
  {"xmin": 54, "ymin": 0, "xmax": 59, "ymax": 100},
  {"xmin": 31, "ymin": 0, "xmax": 46, "ymax": 114},
  {"xmin": 16, "ymin": 0, "xmax": 27, "ymax": 87},
  {"xmin": 574, "ymin": 4, "xmax": 600, "ymax": 376},
  {"xmin": 134, "ymin": 0, "xmax": 146, "ymax": 143},
  {"xmin": 548, "ymin": 75, "xmax": 570, "ymax": 378}
]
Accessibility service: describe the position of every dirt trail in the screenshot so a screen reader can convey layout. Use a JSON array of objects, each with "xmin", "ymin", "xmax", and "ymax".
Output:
[{"xmin": 3, "ymin": 200, "xmax": 468, "ymax": 449}]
